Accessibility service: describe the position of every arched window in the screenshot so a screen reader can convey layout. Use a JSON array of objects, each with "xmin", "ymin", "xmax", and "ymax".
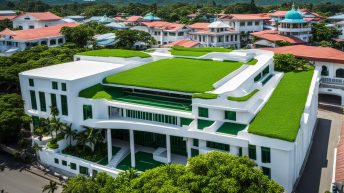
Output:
[
  {"xmin": 336, "ymin": 68, "xmax": 344, "ymax": 78},
  {"xmin": 321, "ymin": 66, "xmax": 328, "ymax": 76},
  {"xmin": 50, "ymin": 39, "xmax": 56, "ymax": 45}
]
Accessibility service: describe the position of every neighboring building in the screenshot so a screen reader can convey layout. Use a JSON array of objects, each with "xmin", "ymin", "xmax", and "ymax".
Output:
[
  {"xmin": 0, "ymin": 23, "xmax": 78, "ymax": 56},
  {"xmin": 20, "ymin": 48, "xmax": 319, "ymax": 193},
  {"xmin": 142, "ymin": 12, "xmax": 161, "ymax": 22},
  {"xmin": 64, "ymin": 16, "xmax": 85, "ymax": 23},
  {"xmin": 167, "ymin": 39, "xmax": 201, "ymax": 48},
  {"xmin": 105, "ymin": 22, "xmax": 129, "ymax": 30},
  {"xmin": 125, "ymin": 16, "xmax": 143, "ymax": 25},
  {"xmin": 263, "ymin": 45, "xmax": 344, "ymax": 105},
  {"xmin": 188, "ymin": 21, "xmax": 241, "ymax": 48},
  {"xmin": 251, "ymin": 30, "xmax": 305, "ymax": 48},
  {"xmin": 219, "ymin": 13, "xmax": 270, "ymax": 33},
  {"xmin": 0, "ymin": 10, "xmax": 17, "ymax": 20},
  {"xmin": 12, "ymin": 12, "xmax": 64, "ymax": 30},
  {"xmin": 93, "ymin": 33, "xmax": 117, "ymax": 47},
  {"xmin": 334, "ymin": 21, "xmax": 344, "ymax": 40},
  {"xmin": 328, "ymin": 14, "xmax": 344, "ymax": 23}
]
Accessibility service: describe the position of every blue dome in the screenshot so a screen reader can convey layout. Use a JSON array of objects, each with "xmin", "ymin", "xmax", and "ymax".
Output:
[{"xmin": 285, "ymin": 8, "xmax": 303, "ymax": 20}]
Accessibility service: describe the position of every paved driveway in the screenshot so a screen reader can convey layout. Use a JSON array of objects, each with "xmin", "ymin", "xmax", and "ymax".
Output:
[
  {"xmin": 295, "ymin": 104, "xmax": 343, "ymax": 193},
  {"xmin": 0, "ymin": 152, "xmax": 62, "ymax": 193}
]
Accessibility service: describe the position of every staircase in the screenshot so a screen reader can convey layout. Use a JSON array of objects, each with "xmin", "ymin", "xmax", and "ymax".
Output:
[{"xmin": 107, "ymin": 145, "xmax": 130, "ymax": 168}]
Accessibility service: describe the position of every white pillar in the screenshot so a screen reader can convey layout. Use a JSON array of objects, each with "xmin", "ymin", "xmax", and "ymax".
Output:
[
  {"xmin": 166, "ymin": 135, "xmax": 171, "ymax": 163},
  {"xmin": 231, "ymin": 146, "xmax": 239, "ymax": 156},
  {"xmin": 187, "ymin": 138, "xmax": 192, "ymax": 158},
  {"xmin": 130, "ymin": 129, "xmax": 135, "ymax": 167},
  {"xmin": 107, "ymin": 129, "xmax": 112, "ymax": 163}
]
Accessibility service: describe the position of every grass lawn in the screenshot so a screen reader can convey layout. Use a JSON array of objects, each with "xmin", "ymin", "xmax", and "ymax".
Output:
[
  {"xmin": 77, "ymin": 49, "xmax": 151, "ymax": 58},
  {"xmin": 248, "ymin": 70, "xmax": 314, "ymax": 142},
  {"xmin": 227, "ymin": 89, "xmax": 259, "ymax": 102},
  {"xmin": 170, "ymin": 46, "xmax": 232, "ymax": 57},
  {"xmin": 104, "ymin": 58, "xmax": 244, "ymax": 93},
  {"xmin": 247, "ymin": 59, "xmax": 258, "ymax": 65},
  {"xmin": 192, "ymin": 93, "xmax": 219, "ymax": 99},
  {"xmin": 97, "ymin": 146, "xmax": 121, "ymax": 166},
  {"xmin": 217, "ymin": 122, "xmax": 247, "ymax": 135},
  {"xmin": 116, "ymin": 151, "xmax": 164, "ymax": 171}
]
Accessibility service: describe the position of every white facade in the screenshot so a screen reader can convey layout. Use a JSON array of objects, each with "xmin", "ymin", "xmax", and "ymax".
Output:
[
  {"xmin": 220, "ymin": 19, "xmax": 264, "ymax": 33},
  {"xmin": 12, "ymin": 14, "xmax": 64, "ymax": 30},
  {"xmin": 19, "ymin": 49, "xmax": 319, "ymax": 193}
]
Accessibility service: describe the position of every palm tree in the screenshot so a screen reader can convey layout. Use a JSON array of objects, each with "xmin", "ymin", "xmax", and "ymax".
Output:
[
  {"xmin": 42, "ymin": 181, "xmax": 58, "ymax": 193},
  {"xmin": 32, "ymin": 143, "xmax": 42, "ymax": 161},
  {"xmin": 61, "ymin": 123, "xmax": 75, "ymax": 146},
  {"xmin": 123, "ymin": 168, "xmax": 139, "ymax": 182},
  {"xmin": 84, "ymin": 127, "xmax": 103, "ymax": 152}
]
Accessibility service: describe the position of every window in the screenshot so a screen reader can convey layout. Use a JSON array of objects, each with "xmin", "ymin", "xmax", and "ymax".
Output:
[
  {"xmin": 79, "ymin": 166, "xmax": 89, "ymax": 175},
  {"xmin": 83, "ymin": 105, "xmax": 93, "ymax": 120},
  {"xmin": 70, "ymin": 162, "xmax": 76, "ymax": 170},
  {"xmin": 39, "ymin": 92, "xmax": 46, "ymax": 112},
  {"xmin": 51, "ymin": 94, "xmax": 57, "ymax": 108},
  {"xmin": 61, "ymin": 83, "xmax": 67, "ymax": 91},
  {"xmin": 261, "ymin": 147, "xmax": 271, "ymax": 163},
  {"xmin": 224, "ymin": 111, "xmax": 236, "ymax": 121},
  {"xmin": 54, "ymin": 158, "xmax": 59, "ymax": 164},
  {"xmin": 263, "ymin": 66, "xmax": 270, "ymax": 76},
  {"xmin": 336, "ymin": 69, "xmax": 344, "ymax": 78},
  {"xmin": 29, "ymin": 79, "xmax": 34, "ymax": 87},
  {"xmin": 92, "ymin": 170, "xmax": 98, "ymax": 177},
  {"xmin": 254, "ymin": 73, "xmax": 262, "ymax": 82},
  {"xmin": 126, "ymin": 109, "xmax": 178, "ymax": 125},
  {"xmin": 262, "ymin": 167, "xmax": 271, "ymax": 179},
  {"xmin": 29, "ymin": 25, "xmax": 34, "ymax": 29},
  {"xmin": 198, "ymin": 107, "xmax": 208, "ymax": 118},
  {"xmin": 62, "ymin": 160, "xmax": 67, "ymax": 166},
  {"xmin": 206, "ymin": 141, "xmax": 230, "ymax": 151},
  {"xmin": 58, "ymin": 38, "xmax": 63, "ymax": 44},
  {"xmin": 50, "ymin": 39, "xmax": 56, "ymax": 45},
  {"xmin": 247, "ymin": 21, "xmax": 253, "ymax": 26},
  {"xmin": 178, "ymin": 32, "xmax": 184, "ymax": 36},
  {"xmin": 248, "ymin": 144, "xmax": 256, "ymax": 160},
  {"xmin": 239, "ymin": 147, "xmax": 242, "ymax": 156},
  {"xmin": 193, "ymin": 139, "xmax": 199, "ymax": 147},
  {"xmin": 240, "ymin": 22, "xmax": 245, "ymax": 26},
  {"xmin": 321, "ymin": 66, "xmax": 329, "ymax": 76},
  {"xmin": 255, "ymin": 21, "xmax": 260, "ymax": 25},
  {"xmin": 169, "ymin": 32, "xmax": 176, "ymax": 36},
  {"xmin": 30, "ymin": 90, "xmax": 37, "ymax": 110},
  {"xmin": 61, "ymin": 95, "xmax": 68, "ymax": 116},
  {"xmin": 52, "ymin": 81, "xmax": 58, "ymax": 90}
]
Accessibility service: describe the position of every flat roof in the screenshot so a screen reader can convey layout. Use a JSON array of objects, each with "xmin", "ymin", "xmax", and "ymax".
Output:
[
  {"xmin": 20, "ymin": 60, "xmax": 124, "ymax": 81},
  {"xmin": 104, "ymin": 58, "xmax": 244, "ymax": 93}
]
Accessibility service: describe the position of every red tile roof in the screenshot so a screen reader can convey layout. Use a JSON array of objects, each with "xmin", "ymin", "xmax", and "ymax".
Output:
[
  {"xmin": 269, "ymin": 11, "xmax": 288, "ymax": 17},
  {"xmin": 126, "ymin": 16, "xmax": 142, "ymax": 22},
  {"xmin": 188, "ymin": 22, "xmax": 209, "ymax": 30},
  {"xmin": 0, "ymin": 15, "xmax": 16, "ymax": 20},
  {"xmin": 168, "ymin": 39, "xmax": 200, "ymax": 48},
  {"xmin": 14, "ymin": 12, "xmax": 62, "ymax": 21},
  {"xmin": 141, "ymin": 21, "xmax": 185, "ymax": 31},
  {"xmin": 0, "ymin": 23, "xmax": 78, "ymax": 41},
  {"xmin": 251, "ymin": 30, "xmax": 305, "ymax": 44},
  {"xmin": 336, "ymin": 124, "xmax": 344, "ymax": 182},
  {"xmin": 261, "ymin": 45, "xmax": 344, "ymax": 64},
  {"xmin": 114, "ymin": 16, "xmax": 126, "ymax": 22},
  {"xmin": 220, "ymin": 13, "xmax": 270, "ymax": 20}
]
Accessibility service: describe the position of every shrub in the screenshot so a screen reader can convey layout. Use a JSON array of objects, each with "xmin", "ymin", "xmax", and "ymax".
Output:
[
  {"xmin": 47, "ymin": 139, "xmax": 59, "ymax": 149},
  {"xmin": 273, "ymin": 54, "xmax": 312, "ymax": 72}
]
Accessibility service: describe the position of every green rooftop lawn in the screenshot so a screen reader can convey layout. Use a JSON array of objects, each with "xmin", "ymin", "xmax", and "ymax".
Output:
[
  {"xmin": 104, "ymin": 58, "xmax": 244, "ymax": 93},
  {"xmin": 116, "ymin": 151, "xmax": 164, "ymax": 171},
  {"xmin": 77, "ymin": 49, "xmax": 151, "ymax": 58},
  {"xmin": 217, "ymin": 122, "xmax": 247, "ymax": 135},
  {"xmin": 247, "ymin": 59, "xmax": 258, "ymax": 65},
  {"xmin": 79, "ymin": 84, "xmax": 192, "ymax": 111},
  {"xmin": 227, "ymin": 89, "xmax": 259, "ymax": 102},
  {"xmin": 192, "ymin": 93, "xmax": 219, "ymax": 99},
  {"xmin": 248, "ymin": 70, "xmax": 314, "ymax": 142},
  {"xmin": 170, "ymin": 46, "xmax": 232, "ymax": 57}
]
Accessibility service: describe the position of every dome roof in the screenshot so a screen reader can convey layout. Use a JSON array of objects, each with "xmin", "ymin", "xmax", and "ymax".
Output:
[{"xmin": 285, "ymin": 6, "xmax": 303, "ymax": 20}]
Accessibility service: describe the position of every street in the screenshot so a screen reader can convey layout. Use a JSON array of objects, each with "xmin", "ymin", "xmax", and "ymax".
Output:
[{"xmin": 0, "ymin": 152, "xmax": 62, "ymax": 193}]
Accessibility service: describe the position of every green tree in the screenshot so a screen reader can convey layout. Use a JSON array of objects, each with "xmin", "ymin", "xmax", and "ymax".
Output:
[
  {"xmin": 114, "ymin": 30, "xmax": 156, "ymax": 49},
  {"xmin": 42, "ymin": 181, "xmax": 58, "ymax": 193},
  {"xmin": 61, "ymin": 123, "xmax": 75, "ymax": 146},
  {"xmin": 0, "ymin": 18, "xmax": 12, "ymax": 31},
  {"xmin": 273, "ymin": 54, "xmax": 312, "ymax": 72},
  {"xmin": 62, "ymin": 175, "xmax": 100, "ymax": 193},
  {"xmin": 319, "ymin": 40, "xmax": 332, "ymax": 47},
  {"xmin": 312, "ymin": 23, "xmax": 341, "ymax": 43},
  {"xmin": 32, "ymin": 142, "xmax": 42, "ymax": 161}
]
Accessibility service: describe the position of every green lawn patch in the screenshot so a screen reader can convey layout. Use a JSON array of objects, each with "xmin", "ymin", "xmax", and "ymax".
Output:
[
  {"xmin": 247, "ymin": 59, "xmax": 258, "ymax": 65},
  {"xmin": 197, "ymin": 119, "xmax": 215, "ymax": 130},
  {"xmin": 192, "ymin": 93, "xmax": 219, "ymax": 99},
  {"xmin": 104, "ymin": 58, "xmax": 243, "ymax": 93},
  {"xmin": 170, "ymin": 46, "xmax": 232, "ymax": 57},
  {"xmin": 116, "ymin": 151, "xmax": 164, "ymax": 171},
  {"xmin": 248, "ymin": 70, "xmax": 314, "ymax": 142},
  {"xmin": 217, "ymin": 122, "xmax": 247, "ymax": 135},
  {"xmin": 77, "ymin": 49, "xmax": 151, "ymax": 58},
  {"xmin": 227, "ymin": 89, "xmax": 259, "ymax": 102}
]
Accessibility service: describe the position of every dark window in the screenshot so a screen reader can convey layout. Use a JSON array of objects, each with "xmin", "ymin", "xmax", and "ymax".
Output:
[
  {"xmin": 54, "ymin": 158, "xmax": 59, "ymax": 164},
  {"xmin": 61, "ymin": 83, "xmax": 67, "ymax": 91},
  {"xmin": 70, "ymin": 163, "xmax": 76, "ymax": 170},
  {"xmin": 79, "ymin": 166, "xmax": 89, "ymax": 175},
  {"xmin": 50, "ymin": 39, "xmax": 56, "ymax": 45},
  {"xmin": 29, "ymin": 25, "xmax": 34, "ymax": 29},
  {"xmin": 193, "ymin": 139, "xmax": 199, "ymax": 147},
  {"xmin": 62, "ymin": 160, "xmax": 67, "ymax": 166},
  {"xmin": 29, "ymin": 79, "xmax": 34, "ymax": 87},
  {"xmin": 92, "ymin": 170, "xmax": 98, "ymax": 177},
  {"xmin": 198, "ymin": 107, "xmax": 208, "ymax": 118},
  {"xmin": 254, "ymin": 73, "xmax": 262, "ymax": 82},
  {"xmin": 206, "ymin": 141, "xmax": 230, "ymax": 151},
  {"xmin": 61, "ymin": 95, "xmax": 68, "ymax": 116},
  {"xmin": 30, "ymin": 90, "xmax": 37, "ymax": 110},
  {"xmin": 51, "ymin": 94, "xmax": 57, "ymax": 108},
  {"xmin": 248, "ymin": 144, "xmax": 256, "ymax": 160},
  {"xmin": 83, "ymin": 105, "xmax": 93, "ymax": 120},
  {"xmin": 321, "ymin": 66, "xmax": 329, "ymax": 76},
  {"xmin": 224, "ymin": 111, "xmax": 236, "ymax": 121},
  {"xmin": 52, "ymin": 81, "xmax": 58, "ymax": 90},
  {"xmin": 39, "ymin": 92, "xmax": 46, "ymax": 112},
  {"xmin": 261, "ymin": 147, "xmax": 271, "ymax": 163},
  {"xmin": 336, "ymin": 68, "xmax": 344, "ymax": 78},
  {"xmin": 263, "ymin": 66, "xmax": 270, "ymax": 76},
  {"xmin": 239, "ymin": 147, "xmax": 242, "ymax": 156},
  {"xmin": 58, "ymin": 38, "xmax": 63, "ymax": 44},
  {"xmin": 262, "ymin": 167, "xmax": 271, "ymax": 179}
]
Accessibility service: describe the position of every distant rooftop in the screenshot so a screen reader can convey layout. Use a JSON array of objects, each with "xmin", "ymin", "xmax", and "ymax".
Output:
[
  {"xmin": 20, "ymin": 60, "xmax": 123, "ymax": 81},
  {"xmin": 14, "ymin": 12, "xmax": 62, "ymax": 21}
]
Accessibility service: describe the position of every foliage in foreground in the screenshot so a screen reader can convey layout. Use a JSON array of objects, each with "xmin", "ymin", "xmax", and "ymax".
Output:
[{"xmin": 62, "ymin": 151, "xmax": 284, "ymax": 193}]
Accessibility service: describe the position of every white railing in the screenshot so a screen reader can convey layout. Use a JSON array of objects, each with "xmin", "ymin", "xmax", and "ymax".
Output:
[{"xmin": 320, "ymin": 77, "xmax": 344, "ymax": 85}]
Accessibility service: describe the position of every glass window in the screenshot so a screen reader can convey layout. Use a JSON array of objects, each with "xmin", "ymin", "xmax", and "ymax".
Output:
[
  {"xmin": 61, "ymin": 83, "xmax": 67, "ymax": 91},
  {"xmin": 248, "ymin": 144, "xmax": 256, "ymax": 160},
  {"xmin": 240, "ymin": 22, "xmax": 245, "ymax": 26},
  {"xmin": 51, "ymin": 94, "xmax": 57, "ymax": 108},
  {"xmin": 54, "ymin": 158, "xmax": 59, "ymax": 164},
  {"xmin": 247, "ymin": 21, "xmax": 253, "ymax": 26},
  {"xmin": 261, "ymin": 147, "xmax": 271, "ymax": 163},
  {"xmin": 79, "ymin": 166, "xmax": 89, "ymax": 175},
  {"xmin": 224, "ymin": 111, "xmax": 236, "ymax": 121},
  {"xmin": 29, "ymin": 79, "xmax": 34, "ymax": 87},
  {"xmin": 262, "ymin": 167, "xmax": 271, "ymax": 179},
  {"xmin": 263, "ymin": 66, "xmax": 270, "ymax": 76},
  {"xmin": 239, "ymin": 147, "xmax": 242, "ymax": 156},
  {"xmin": 83, "ymin": 105, "xmax": 93, "ymax": 120},
  {"xmin": 254, "ymin": 73, "xmax": 262, "ymax": 82},
  {"xmin": 52, "ymin": 81, "xmax": 58, "ymax": 90},
  {"xmin": 61, "ymin": 95, "xmax": 68, "ymax": 116},
  {"xmin": 193, "ymin": 139, "xmax": 199, "ymax": 147},
  {"xmin": 92, "ymin": 170, "xmax": 98, "ymax": 177},
  {"xmin": 255, "ymin": 21, "xmax": 260, "ymax": 25},
  {"xmin": 70, "ymin": 162, "xmax": 76, "ymax": 170},
  {"xmin": 39, "ymin": 92, "xmax": 46, "ymax": 112},
  {"xmin": 30, "ymin": 90, "xmax": 37, "ymax": 110},
  {"xmin": 62, "ymin": 160, "xmax": 67, "ymax": 166},
  {"xmin": 198, "ymin": 107, "xmax": 208, "ymax": 118},
  {"xmin": 336, "ymin": 69, "xmax": 344, "ymax": 78},
  {"xmin": 206, "ymin": 141, "xmax": 230, "ymax": 151}
]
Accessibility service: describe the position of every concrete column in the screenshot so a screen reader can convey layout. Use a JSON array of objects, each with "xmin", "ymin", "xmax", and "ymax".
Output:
[
  {"xmin": 166, "ymin": 135, "xmax": 171, "ymax": 163},
  {"xmin": 130, "ymin": 129, "xmax": 135, "ymax": 167},
  {"xmin": 107, "ymin": 129, "xmax": 112, "ymax": 163},
  {"xmin": 231, "ymin": 145, "xmax": 239, "ymax": 156},
  {"xmin": 187, "ymin": 138, "xmax": 192, "ymax": 158}
]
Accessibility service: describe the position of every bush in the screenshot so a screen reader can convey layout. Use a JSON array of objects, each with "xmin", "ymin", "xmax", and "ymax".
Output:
[
  {"xmin": 47, "ymin": 139, "xmax": 59, "ymax": 149},
  {"xmin": 62, "ymin": 143, "xmax": 107, "ymax": 162},
  {"xmin": 273, "ymin": 54, "xmax": 312, "ymax": 72}
]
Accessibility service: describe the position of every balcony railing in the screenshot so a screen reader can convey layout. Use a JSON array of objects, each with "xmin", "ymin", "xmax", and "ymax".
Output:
[{"xmin": 320, "ymin": 77, "xmax": 344, "ymax": 90}]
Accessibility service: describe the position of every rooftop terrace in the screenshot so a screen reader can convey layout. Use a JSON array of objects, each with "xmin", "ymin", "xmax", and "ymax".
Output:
[
  {"xmin": 77, "ymin": 49, "xmax": 151, "ymax": 58},
  {"xmin": 169, "ymin": 46, "xmax": 232, "ymax": 57},
  {"xmin": 248, "ymin": 70, "xmax": 314, "ymax": 142},
  {"xmin": 104, "ymin": 58, "xmax": 244, "ymax": 93}
]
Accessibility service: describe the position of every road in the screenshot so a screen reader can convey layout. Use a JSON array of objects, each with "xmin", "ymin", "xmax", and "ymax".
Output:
[
  {"xmin": 0, "ymin": 152, "xmax": 63, "ymax": 193},
  {"xmin": 295, "ymin": 103, "xmax": 343, "ymax": 193}
]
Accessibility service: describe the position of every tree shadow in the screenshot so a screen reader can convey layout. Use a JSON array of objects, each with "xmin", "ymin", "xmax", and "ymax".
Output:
[{"xmin": 0, "ymin": 152, "xmax": 30, "ymax": 172}]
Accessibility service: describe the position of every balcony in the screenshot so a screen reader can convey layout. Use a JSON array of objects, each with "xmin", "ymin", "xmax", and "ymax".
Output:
[
  {"xmin": 320, "ymin": 77, "xmax": 344, "ymax": 90},
  {"xmin": 278, "ymin": 27, "xmax": 312, "ymax": 33}
]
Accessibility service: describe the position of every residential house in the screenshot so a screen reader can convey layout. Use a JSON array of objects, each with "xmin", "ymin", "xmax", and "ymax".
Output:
[{"xmin": 12, "ymin": 12, "xmax": 64, "ymax": 30}]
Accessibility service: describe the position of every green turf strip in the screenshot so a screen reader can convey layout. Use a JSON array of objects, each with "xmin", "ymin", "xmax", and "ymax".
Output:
[
  {"xmin": 217, "ymin": 122, "xmax": 247, "ymax": 135},
  {"xmin": 77, "ymin": 49, "xmax": 151, "ymax": 58},
  {"xmin": 116, "ymin": 151, "xmax": 164, "ymax": 171}
]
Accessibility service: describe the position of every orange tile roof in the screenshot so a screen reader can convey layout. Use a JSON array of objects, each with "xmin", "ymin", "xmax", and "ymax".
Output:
[
  {"xmin": 168, "ymin": 39, "xmax": 200, "ymax": 48},
  {"xmin": 114, "ymin": 16, "xmax": 126, "ymax": 22},
  {"xmin": 0, "ymin": 23, "xmax": 78, "ymax": 41},
  {"xmin": 188, "ymin": 22, "xmax": 209, "ymax": 30},
  {"xmin": 261, "ymin": 45, "xmax": 344, "ymax": 64},
  {"xmin": 14, "ymin": 12, "xmax": 62, "ymax": 21},
  {"xmin": 0, "ymin": 15, "xmax": 16, "ymax": 20},
  {"xmin": 269, "ymin": 11, "xmax": 288, "ymax": 17},
  {"xmin": 220, "ymin": 13, "xmax": 270, "ymax": 20},
  {"xmin": 126, "ymin": 16, "xmax": 142, "ymax": 22},
  {"xmin": 141, "ymin": 21, "xmax": 185, "ymax": 31},
  {"xmin": 251, "ymin": 30, "xmax": 305, "ymax": 44},
  {"xmin": 336, "ymin": 124, "xmax": 344, "ymax": 182}
]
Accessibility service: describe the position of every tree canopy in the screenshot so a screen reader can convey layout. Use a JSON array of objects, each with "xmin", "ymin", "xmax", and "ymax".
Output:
[
  {"xmin": 273, "ymin": 54, "xmax": 313, "ymax": 72},
  {"xmin": 114, "ymin": 30, "xmax": 156, "ymax": 49}
]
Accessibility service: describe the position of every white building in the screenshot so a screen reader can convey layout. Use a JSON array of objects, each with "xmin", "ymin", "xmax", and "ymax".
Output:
[
  {"xmin": 19, "ymin": 48, "xmax": 320, "ymax": 193},
  {"xmin": 219, "ymin": 14, "xmax": 270, "ymax": 33},
  {"xmin": 188, "ymin": 21, "xmax": 241, "ymax": 48},
  {"xmin": 12, "ymin": 12, "xmax": 65, "ymax": 30}
]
